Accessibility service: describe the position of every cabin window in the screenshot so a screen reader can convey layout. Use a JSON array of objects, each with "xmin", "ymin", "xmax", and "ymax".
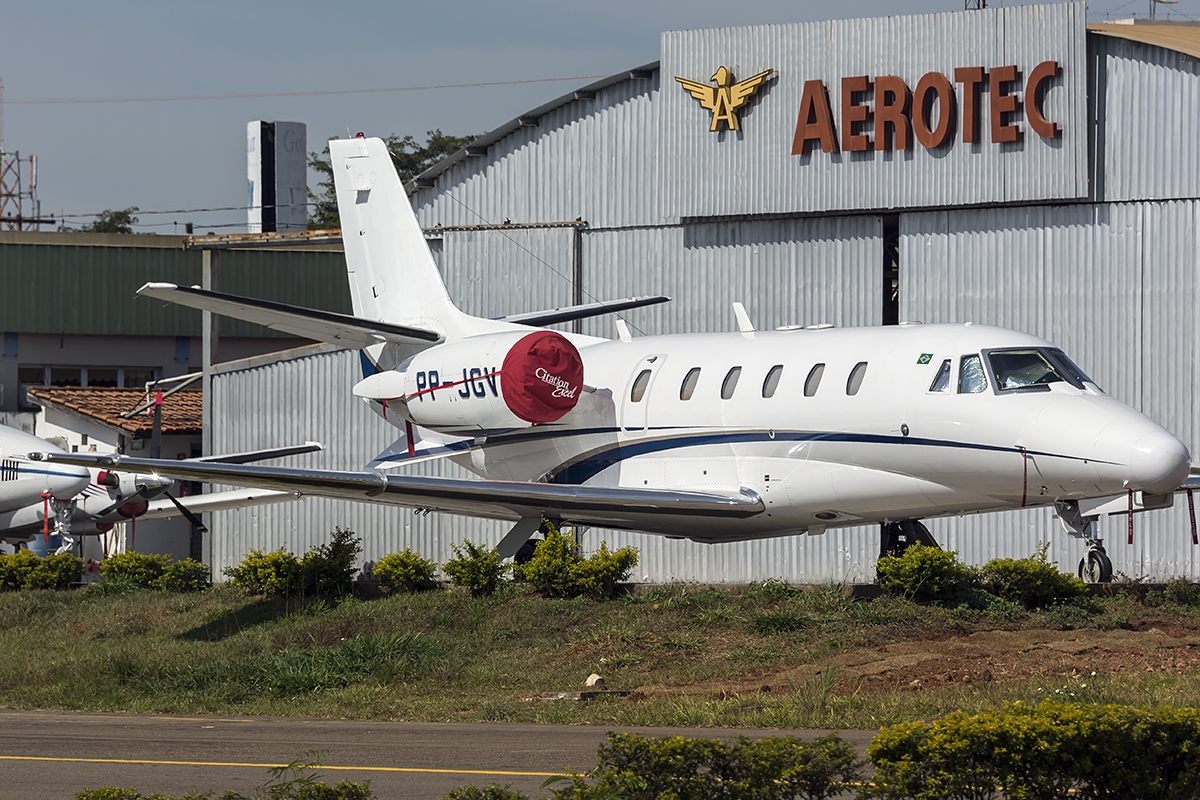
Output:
[
  {"xmin": 804, "ymin": 364, "xmax": 825, "ymax": 397},
  {"xmin": 988, "ymin": 350, "xmax": 1065, "ymax": 391},
  {"xmin": 680, "ymin": 367, "xmax": 701, "ymax": 401},
  {"xmin": 721, "ymin": 367, "xmax": 742, "ymax": 399},
  {"xmin": 958, "ymin": 355, "xmax": 988, "ymax": 393},
  {"xmin": 846, "ymin": 362, "xmax": 868, "ymax": 396},
  {"xmin": 929, "ymin": 359, "xmax": 951, "ymax": 393},
  {"xmin": 762, "ymin": 365, "xmax": 784, "ymax": 398},
  {"xmin": 630, "ymin": 369, "xmax": 652, "ymax": 402}
]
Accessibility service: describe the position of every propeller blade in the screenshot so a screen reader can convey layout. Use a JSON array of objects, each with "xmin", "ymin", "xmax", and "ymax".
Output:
[
  {"xmin": 92, "ymin": 492, "xmax": 142, "ymax": 520},
  {"xmin": 165, "ymin": 492, "xmax": 209, "ymax": 533}
]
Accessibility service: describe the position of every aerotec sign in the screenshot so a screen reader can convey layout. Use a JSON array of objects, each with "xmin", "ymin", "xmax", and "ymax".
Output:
[
  {"xmin": 791, "ymin": 62, "xmax": 1062, "ymax": 155},
  {"xmin": 659, "ymin": 2, "xmax": 1088, "ymax": 218}
]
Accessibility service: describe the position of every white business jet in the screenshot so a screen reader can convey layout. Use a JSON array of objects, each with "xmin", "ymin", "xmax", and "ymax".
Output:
[
  {"xmin": 33, "ymin": 137, "xmax": 1195, "ymax": 581},
  {"xmin": 2, "ymin": 424, "xmax": 308, "ymax": 551}
]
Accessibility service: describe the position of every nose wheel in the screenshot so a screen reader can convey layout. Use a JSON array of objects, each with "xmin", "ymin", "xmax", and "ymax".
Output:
[{"xmin": 1078, "ymin": 542, "xmax": 1113, "ymax": 584}]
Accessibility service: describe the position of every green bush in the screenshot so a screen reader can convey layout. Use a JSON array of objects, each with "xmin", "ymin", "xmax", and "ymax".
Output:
[
  {"xmin": 876, "ymin": 543, "xmax": 973, "ymax": 603},
  {"xmin": 74, "ymin": 782, "xmax": 373, "ymax": 799},
  {"xmin": 373, "ymin": 548, "xmax": 438, "ymax": 594},
  {"xmin": 299, "ymin": 527, "xmax": 362, "ymax": 597},
  {"xmin": 515, "ymin": 526, "xmax": 638, "ymax": 600},
  {"xmin": 867, "ymin": 701, "xmax": 1200, "ymax": 800},
  {"xmin": 224, "ymin": 548, "xmax": 302, "ymax": 595},
  {"xmin": 537, "ymin": 731, "xmax": 861, "ymax": 800},
  {"xmin": 444, "ymin": 540, "xmax": 508, "ymax": 597},
  {"xmin": 980, "ymin": 543, "xmax": 1087, "ymax": 609},
  {"xmin": 224, "ymin": 528, "xmax": 361, "ymax": 597},
  {"xmin": 99, "ymin": 551, "xmax": 172, "ymax": 587},
  {"xmin": 440, "ymin": 786, "xmax": 528, "ymax": 800},
  {"xmin": 0, "ymin": 549, "xmax": 84, "ymax": 590},
  {"xmin": 155, "ymin": 558, "xmax": 212, "ymax": 592}
]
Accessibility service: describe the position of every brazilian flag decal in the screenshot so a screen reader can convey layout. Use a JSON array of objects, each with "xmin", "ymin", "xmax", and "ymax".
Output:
[{"xmin": 917, "ymin": 354, "xmax": 933, "ymax": 364}]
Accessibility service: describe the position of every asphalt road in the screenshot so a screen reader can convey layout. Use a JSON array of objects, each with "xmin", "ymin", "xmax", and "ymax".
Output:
[{"xmin": 0, "ymin": 710, "xmax": 877, "ymax": 799}]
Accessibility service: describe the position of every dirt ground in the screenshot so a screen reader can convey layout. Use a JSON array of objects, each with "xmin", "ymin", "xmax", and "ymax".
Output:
[{"xmin": 636, "ymin": 626, "xmax": 1200, "ymax": 698}]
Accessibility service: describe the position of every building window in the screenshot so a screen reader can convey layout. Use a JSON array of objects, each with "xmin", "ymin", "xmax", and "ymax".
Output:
[
  {"xmin": 846, "ymin": 362, "xmax": 868, "ymax": 395},
  {"xmin": 123, "ymin": 368, "xmax": 158, "ymax": 389},
  {"xmin": 680, "ymin": 367, "xmax": 701, "ymax": 401},
  {"xmin": 50, "ymin": 367, "xmax": 81, "ymax": 387},
  {"xmin": 86, "ymin": 368, "xmax": 119, "ymax": 388},
  {"xmin": 762, "ymin": 365, "xmax": 783, "ymax": 398},
  {"xmin": 804, "ymin": 363, "xmax": 825, "ymax": 397}
]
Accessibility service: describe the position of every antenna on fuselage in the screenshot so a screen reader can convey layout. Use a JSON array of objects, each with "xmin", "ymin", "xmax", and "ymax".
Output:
[
  {"xmin": 732, "ymin": 302, "xmax": 756, "ymax": 333},
  {"xmin": 615, "ymin": 319, "xmax": 633, "ymax": 342}
]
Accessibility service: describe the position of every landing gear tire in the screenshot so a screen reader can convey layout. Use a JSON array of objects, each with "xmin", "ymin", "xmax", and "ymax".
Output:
[
  {"xmin": 1078, "ymin": 547, "xmax": 1113, "ymax": 584},
  {"xmin": 880, "ymin": 520, "xmax": 939, "ymax": 559}
]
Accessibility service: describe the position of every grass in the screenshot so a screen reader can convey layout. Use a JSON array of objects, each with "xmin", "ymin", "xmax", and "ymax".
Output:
[{"xmin": 2, "ymin": 581, "xmax": 1200, "ymax": 728}]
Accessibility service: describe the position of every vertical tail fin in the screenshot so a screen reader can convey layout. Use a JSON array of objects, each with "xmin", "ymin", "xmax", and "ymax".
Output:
[{"xmin": 331, "ymin": 137, "xmax": 504, "ymax": 341}]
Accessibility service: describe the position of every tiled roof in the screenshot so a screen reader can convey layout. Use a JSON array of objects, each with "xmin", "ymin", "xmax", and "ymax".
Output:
[{"xmin": 26, "ymin": 387, "xmax": 203, "ymax": 436}]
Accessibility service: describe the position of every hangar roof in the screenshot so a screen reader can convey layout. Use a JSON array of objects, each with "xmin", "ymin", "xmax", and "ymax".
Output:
[
  {"xmin": 26, "ymin": 387, "xmax": 203, "ymax": 437},
  {"xmin": 405, "ymin": 62, "xmax": 659, "ymax": 195},
  {"xmin": 1088, "ymin": 21, "xmax": 1200, "ymax": 61}
]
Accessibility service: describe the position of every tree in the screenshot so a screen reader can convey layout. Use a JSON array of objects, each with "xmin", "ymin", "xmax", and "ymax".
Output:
[
  {"xmin": 307, "ymin": 130, "xmax": 477, "ymax": 230},
  {"xmin": 80, "ymin": 207, "xmax": 139, "ymax": 234}
]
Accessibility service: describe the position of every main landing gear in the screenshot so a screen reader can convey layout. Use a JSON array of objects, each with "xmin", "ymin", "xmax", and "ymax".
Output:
[
  {"xmin": 1056, "ymin": 500, "xmax": 1112, "ymax": 584},
  {"xmin": 880, "ymin": 519, "xmax": 939, "ymax": 559}
]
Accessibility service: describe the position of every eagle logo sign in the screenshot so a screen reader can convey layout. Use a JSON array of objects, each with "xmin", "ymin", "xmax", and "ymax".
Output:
[{"xmin": 675, "ymin": 66, "xmax": 774, "ymax": 132}]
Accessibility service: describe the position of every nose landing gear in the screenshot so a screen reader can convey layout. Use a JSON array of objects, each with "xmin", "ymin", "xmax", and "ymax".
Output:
[
  {"xmin": 1079, "ymin": 544, "xmax": 1113, "ymax": 584},
  {"xmin": 1056, "ymin": 499, "xmax": 1111, "ymax": 584}
]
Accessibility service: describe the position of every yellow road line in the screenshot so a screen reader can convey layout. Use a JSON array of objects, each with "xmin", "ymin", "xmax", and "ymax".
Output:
[
  {"xmin": 0, "ymin": 755, "xmax": 563, "ymax": 777},
  {"xmin": 0, "ymin": 712, "xmax": 255, "ymax": 723}
]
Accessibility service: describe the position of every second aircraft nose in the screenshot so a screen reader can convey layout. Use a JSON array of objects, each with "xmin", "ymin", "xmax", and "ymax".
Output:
[
  {"xmin": 46, "ymin": 463, "xmax": 92, "ymax": 500},
  {"xmin": 1130, "ymin": 430, "xmax": 1191, "ymax": 495}
]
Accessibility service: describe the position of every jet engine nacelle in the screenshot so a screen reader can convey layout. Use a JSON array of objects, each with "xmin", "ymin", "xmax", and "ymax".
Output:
[{"xmin": 379, "ymin": 330, "xmax": 585, "ymax": 432}]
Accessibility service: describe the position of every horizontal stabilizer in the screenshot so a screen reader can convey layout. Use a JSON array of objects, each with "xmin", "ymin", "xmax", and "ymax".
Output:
[
  {"xmin": 497, "ymin": 296, "xmax": 670, "ymax": 327},
  {"xmin": 137, "ymin": 283, "xmax": 442, "ymax": 348},
  {"xmin": 193, "ymin": 442, "xmax": 323, "ymax": 465},
  {"xmin": 32, "ymin": 451, "xmax": 764, "ymax": 537}
]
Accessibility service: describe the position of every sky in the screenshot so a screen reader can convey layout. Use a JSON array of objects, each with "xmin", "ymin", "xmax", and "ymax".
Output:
[{"xmin": 1, "ymin": 0, "xmax": 1196, "ymax": 234}]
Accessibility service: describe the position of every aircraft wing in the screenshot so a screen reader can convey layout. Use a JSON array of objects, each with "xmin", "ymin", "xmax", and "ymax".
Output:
[
  {"xmin": 136, "ymin": 283, "xmax": 442, "ymax": 348},
  {"xmin": 134, "ymin": 487, "xmax": 296, "ymax": 521},
  {"xmin": 33, "ymin": 452, "xmax": 764, "ymax": 536}
]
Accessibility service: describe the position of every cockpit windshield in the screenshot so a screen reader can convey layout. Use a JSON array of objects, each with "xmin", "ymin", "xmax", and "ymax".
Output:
[{"xmin": 987, "ymin": 348, "xmax": 1089, "ymax": 391}]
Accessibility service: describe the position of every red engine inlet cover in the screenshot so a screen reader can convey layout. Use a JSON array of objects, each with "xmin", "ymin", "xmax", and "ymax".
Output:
[{"xmin": 500, "ymin": 331, "xmax": 584, "ymax": 424}]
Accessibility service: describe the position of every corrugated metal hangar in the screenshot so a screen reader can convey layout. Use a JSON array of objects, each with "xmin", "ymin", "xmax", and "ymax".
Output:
[{"xmin": 210, "ymin": 2, "xmax": 1200, "ymax": 583}]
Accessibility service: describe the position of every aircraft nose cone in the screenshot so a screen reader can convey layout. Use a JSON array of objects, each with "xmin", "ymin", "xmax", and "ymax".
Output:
[
  {"xmin": 1130, "ymin": 430, "xmax": 1191, "ymax": 494},
  {"xmin": 47, "ymin": 464, "xmax": 91, "ymax": 500}
]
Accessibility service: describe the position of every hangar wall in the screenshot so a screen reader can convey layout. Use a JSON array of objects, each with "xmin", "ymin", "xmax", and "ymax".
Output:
[
  {"xmin": 208, "ymin": 6, "xmax": 1200, "ymax": 583},
  {"xmin": 900, "ymin": 199, "xmax": 1200, "ymax": 580}
]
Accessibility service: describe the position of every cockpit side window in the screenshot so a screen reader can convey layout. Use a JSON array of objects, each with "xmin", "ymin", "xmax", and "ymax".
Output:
[
  {"xmin": 988, "ymin": 349, "xmax": 1066, "ymax": 391},
  {"xmin": 929, "ymin": 359, "xmax": 951, "ymax": 393},
  {"xmin": 958, "ymin": 355, "xmax": 987, "ymax": 393},
  {"xmin": 1047, "ymin": 349, "xmax": 1100, "ymax": 392}
]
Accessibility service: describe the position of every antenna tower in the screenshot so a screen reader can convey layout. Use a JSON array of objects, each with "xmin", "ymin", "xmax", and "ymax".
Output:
[
  {"xmin": 965, "ymin": 0, "xmax": 987, "ymax": 8},
  {"xmin": 0, "ymin": 77, "xmax": 53, "ymax": 231}
]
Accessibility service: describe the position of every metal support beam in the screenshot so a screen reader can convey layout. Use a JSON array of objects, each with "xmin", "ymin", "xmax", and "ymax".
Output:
[{"xmin": 199, "ymin": 248, "xmax": 220, "ymax": 565}]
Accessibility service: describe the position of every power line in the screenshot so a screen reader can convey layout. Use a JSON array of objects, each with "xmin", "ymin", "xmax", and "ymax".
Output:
[{"xmin": 6, "ymin": 75, "xmax": 609, "ymax": 106}]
